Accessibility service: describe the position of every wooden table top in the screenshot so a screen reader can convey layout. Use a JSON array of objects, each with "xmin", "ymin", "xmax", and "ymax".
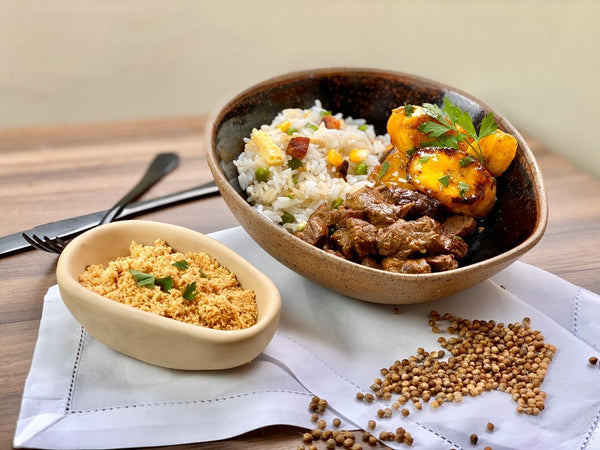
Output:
[{"xmin": 1, "ymin": 117, "xmax": 599, "ymax": 449}]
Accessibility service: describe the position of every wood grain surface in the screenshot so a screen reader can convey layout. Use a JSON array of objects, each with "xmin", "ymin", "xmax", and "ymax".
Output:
[{"xmin": 1, "ymin": 117, "xmax": 598, "ymax": 450}]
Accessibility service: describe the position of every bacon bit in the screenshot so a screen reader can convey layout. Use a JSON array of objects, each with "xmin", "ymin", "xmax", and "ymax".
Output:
[
  {"xmin": 336, "ymin": 160, "xmax": 349, "ymax": 180},
  {"xmin": 286, "ymin": 136, "xmax": 310, "ymax": 160},
  {"xmin": 323, "ymin": 115, "xmax": 341, "ymax": 130}
]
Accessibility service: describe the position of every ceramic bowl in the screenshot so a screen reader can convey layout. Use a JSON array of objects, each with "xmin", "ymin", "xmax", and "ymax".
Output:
[
  {"xmin": 206, "ymin": 68, "xmax": 547, "ymax": 304},
  {"xmin": 56, "ymin": 220, "xmax": 281, "ymax": 370}
]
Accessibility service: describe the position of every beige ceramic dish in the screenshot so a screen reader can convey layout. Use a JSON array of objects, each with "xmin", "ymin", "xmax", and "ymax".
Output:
[
  {"xmin": 207, "ymin": 68, "xmax": 548, "ymax": 304},
  {"xmin": 56, "ymin": 220, "xmax": 281, "ymax": 370}
]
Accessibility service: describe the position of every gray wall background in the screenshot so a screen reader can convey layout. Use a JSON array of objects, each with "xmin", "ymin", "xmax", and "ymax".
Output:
[{"xmin": 1, "ymin": 0, "xmax": 598, "ymax": 177}]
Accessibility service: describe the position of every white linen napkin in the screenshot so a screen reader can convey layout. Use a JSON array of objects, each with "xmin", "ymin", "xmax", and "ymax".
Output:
[{"xmin": 14, "ymin": 226, "xmax": 600, "ymax": 450}]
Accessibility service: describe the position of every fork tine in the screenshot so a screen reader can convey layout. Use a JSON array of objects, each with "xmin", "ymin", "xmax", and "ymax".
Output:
[
  {"xmin": 51, "ymin": 236, "xmax": 69, "ymax": 252},
  {"xmin": 42, "ymin": 235, "xmax": 66, "ymax": 254},
  {"xmin": 22, "ymin": 233, "xmax": 55, "ymax": 253}
]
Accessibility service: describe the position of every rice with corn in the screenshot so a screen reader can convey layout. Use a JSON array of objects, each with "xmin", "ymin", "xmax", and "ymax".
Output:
[{"xmin": 234, "ymin": 100, "xmax": 390, "ymax": 232}]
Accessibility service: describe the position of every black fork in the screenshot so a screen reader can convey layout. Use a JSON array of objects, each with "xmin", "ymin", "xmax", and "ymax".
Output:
[{"xmin": 22, "ymin": 152, "xmax": 179, "ymax": 254}]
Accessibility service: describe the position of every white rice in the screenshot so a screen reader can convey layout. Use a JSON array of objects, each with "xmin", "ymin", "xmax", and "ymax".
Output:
[{"xmin": 234, "ymin": 100, "xmax": 390, "ymax": 232}]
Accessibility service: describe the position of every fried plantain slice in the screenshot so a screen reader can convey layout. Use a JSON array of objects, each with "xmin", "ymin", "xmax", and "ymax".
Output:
[{"xmin": 407, "ymin": 147, "xmax": 496, "ymax": 217}]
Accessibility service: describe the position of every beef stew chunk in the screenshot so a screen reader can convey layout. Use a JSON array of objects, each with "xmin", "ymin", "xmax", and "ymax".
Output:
[
  {"xmin": 294, "ymin": 185, "xmax": 477, "ymax": 273},
  {"xmin": 345, "ymin": 186, "xmax": 414, "ymax": 227},
  {"xmin": 295, "ymin": 203, "xmax": 330, "ymax": 247}
]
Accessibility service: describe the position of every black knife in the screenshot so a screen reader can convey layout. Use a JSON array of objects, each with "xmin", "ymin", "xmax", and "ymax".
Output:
[{"xmin": 0, "ymin": 180, "xmax": 220, "ymax": 258}]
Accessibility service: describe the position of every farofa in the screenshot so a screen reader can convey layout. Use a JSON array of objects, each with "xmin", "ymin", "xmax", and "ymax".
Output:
[{"xmin": 78, "ymin": 240, "xmax": 258, "ymax": 330}]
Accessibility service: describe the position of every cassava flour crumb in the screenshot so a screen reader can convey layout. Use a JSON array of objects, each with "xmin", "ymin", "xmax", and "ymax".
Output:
[{"xmin": 79, "ymin": 240, "xmax": 258, "ymax": 330}]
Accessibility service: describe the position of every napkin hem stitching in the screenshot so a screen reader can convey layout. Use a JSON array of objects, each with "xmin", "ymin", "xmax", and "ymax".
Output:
[
  {"xmin": 65, "ymin": 326, "xmax": 86, "ymax": 413},
  {"xmin": 65, "ymin": 389, "xmax": 314, "ymax": 415},
  {"xmin": 572, "ymin": 286, "xmax": 583, "ymax": 337},
  {"xmin": 579, "ymin": 405, "xmax": 600, "ymax": 449}
]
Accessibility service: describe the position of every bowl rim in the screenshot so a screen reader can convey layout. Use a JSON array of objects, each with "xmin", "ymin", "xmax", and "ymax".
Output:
[
  {"xmin": 206, "ymin": 67, "xmax": 548, "ymax": 280},
  {"xmin": 56, "ymin": 220, "xmax": 281, "ymax": 343}
]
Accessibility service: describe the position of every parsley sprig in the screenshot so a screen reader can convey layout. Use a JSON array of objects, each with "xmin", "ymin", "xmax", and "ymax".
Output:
[
  {"xmin": 182, "ymin": 282, "xmax": 198, "ymax": 301},
  {"xmin": 129, "ymin": 269, "xmax": 173, "ymax": 292},
  {"xmin": 417, "ymin": 98, "xmax": 498, "ymax": 166}
]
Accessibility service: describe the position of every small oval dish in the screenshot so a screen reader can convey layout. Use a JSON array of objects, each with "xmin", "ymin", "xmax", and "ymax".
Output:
[{"xmin": 56, "ymin": 220, "xmax": 281, "ymax": 370}]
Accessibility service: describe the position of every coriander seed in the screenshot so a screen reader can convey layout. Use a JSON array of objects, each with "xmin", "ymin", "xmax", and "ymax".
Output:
[{"xmin": 470, "ymin": 433, "xmax": 478, "ymax": 445}]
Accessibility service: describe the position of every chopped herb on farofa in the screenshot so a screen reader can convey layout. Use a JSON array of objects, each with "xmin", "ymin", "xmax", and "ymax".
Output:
[{"xmin": 78, "ymin": 240, "xmax": 258, "ymax": 330}]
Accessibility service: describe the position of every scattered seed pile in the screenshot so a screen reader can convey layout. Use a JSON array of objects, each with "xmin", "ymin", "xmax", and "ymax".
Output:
[
  {"xmin": 79, "ymin": 240, "xmax": 258, "ymax": 330},
  {"xmin": 298, "ymin": 396, "xmax": 412, "ymax": 449},
  {"xmin": 298, "ymin": 311, "xmax": 557, "ymax": 448},
  {"xmin": 359, "ymin": 311, "xmax": 556, "ymax": 416}
]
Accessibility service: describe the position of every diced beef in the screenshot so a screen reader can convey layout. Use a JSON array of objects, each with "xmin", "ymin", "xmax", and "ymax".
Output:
[
  {"xmin": 286, "ymin": 136, "xmax": 310, "ymax": 160},
  {"xmin": 425, "ymin": 254, "xmax": 459, "ymax": 272},
  {"xmin": 295, "ymin": 203, "xmax": 329, "ymax": 247},
  {"xmin": 295, "ymin": 179, "xmax": 474, "ymax": 273},
  {"xmin": 361, "ymin": 256, "xmax": 382, "ymax": 270},
  {"xmin": 385, "ymin": 186, "xmax": 446, "ymax": 221},
  {"xmin": 442, "ymin": 215, "xmax": 477, "ymax": 238},
  {"xmin": 329, "ymin": 207, "xmax": 365, "ymax": 228},
  {"xmin": 345, "ymin": 186, "xmax": 413, "ymax": 227},
  {"xmin": 331, "ymin": 218, "xmax": 377, "ymax": 260},
  {"xmin": 382, "ymin": 257, "xmax": 431, "ymax": 274},
  {"xmin": 324, "ymin": 247, "xmax": 345, "ymax": 259},
  {"xmin": 439, "ymin": 235, "xmax": 469, "ymax": 260},
  {"xmin": 376, "ymin": 216, "xmax": 443, "ymax": 258}
]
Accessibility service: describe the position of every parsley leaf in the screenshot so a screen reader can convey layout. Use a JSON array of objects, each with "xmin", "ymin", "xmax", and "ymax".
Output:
[
  {"xmin": 459, "ymin": 156, "xmax": 475, "ymax": 167},
  {"xmin": 438, "ymin": 174, "xmax": 451, "ymax": 187},
  {"xmin": 129, "ymin": 270, "xmax": 155, "ymax": 288},
  {"xmin": 198, "ymin": 269, "xmax": 211, "ymax": 280},
  {"xmin": 155, "ymin": 276, "xmax": 174, "ymax": 293},
  {"xmin": 478, "ymin": 112, "xmax": 498, "ymax": 139},
  {"xmin": 422, "ymin": 103, "xmax": 447, "ymax": 123},
  {"xmin": 437, "ymin": 134, "xmax": 459, "ymax": 149},
  {"xmin": 418, "ymin": 121, "xmax": 451, "ymax": 138},
  {"xmin": 419, "ymin": 155, "xmax": 431, "ymax": 164},
  {"xmin": 458, "ymin": 181, "xmax": 470, "ymax": 191},
  {"xmin": 288, "ymin": 158, "xmax": 303, "ymax": 170},
  {"xmin": 182, "ymin": 282, "xmax": 198, "ymax": 301},
  {"xmin": 404, "ymin": 102, "xmax": 415, "ymax": 117},
  {"xmin": 129, "ymin": 270, "xmax": 173, "ymax": 293},
  {"xmin": 458, "ymin": 181, "xmax": 471, "ymax": 199},
  {"xmin": 376, "ymin": 161, "xmax": 390, "ymax": 180},
  {"xmin": 172, "ymin": 260, "xmax": 189, "ymax": 270},
  {"xmin": 417, "ymin": 98, "xmax": 500, "ymax": 168}
]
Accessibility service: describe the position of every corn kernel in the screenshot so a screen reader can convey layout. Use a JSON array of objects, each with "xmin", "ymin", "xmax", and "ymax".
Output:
[
  {"xmin": 277, "ymin": 121, "xmax": 291, "ymax": 132},
  {"xmin": 349, "ymin": 149, "xmax": 369, "ymax": 163},
  {"xmin": 327, "ymin": 149, "xmax": 343, "ymax": 167}
]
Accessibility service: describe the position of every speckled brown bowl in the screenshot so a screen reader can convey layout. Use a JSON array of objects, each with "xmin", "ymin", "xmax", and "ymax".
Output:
[{"xmin": 206, "ymin": 68, "xmax": 547, "ymax": 304}]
